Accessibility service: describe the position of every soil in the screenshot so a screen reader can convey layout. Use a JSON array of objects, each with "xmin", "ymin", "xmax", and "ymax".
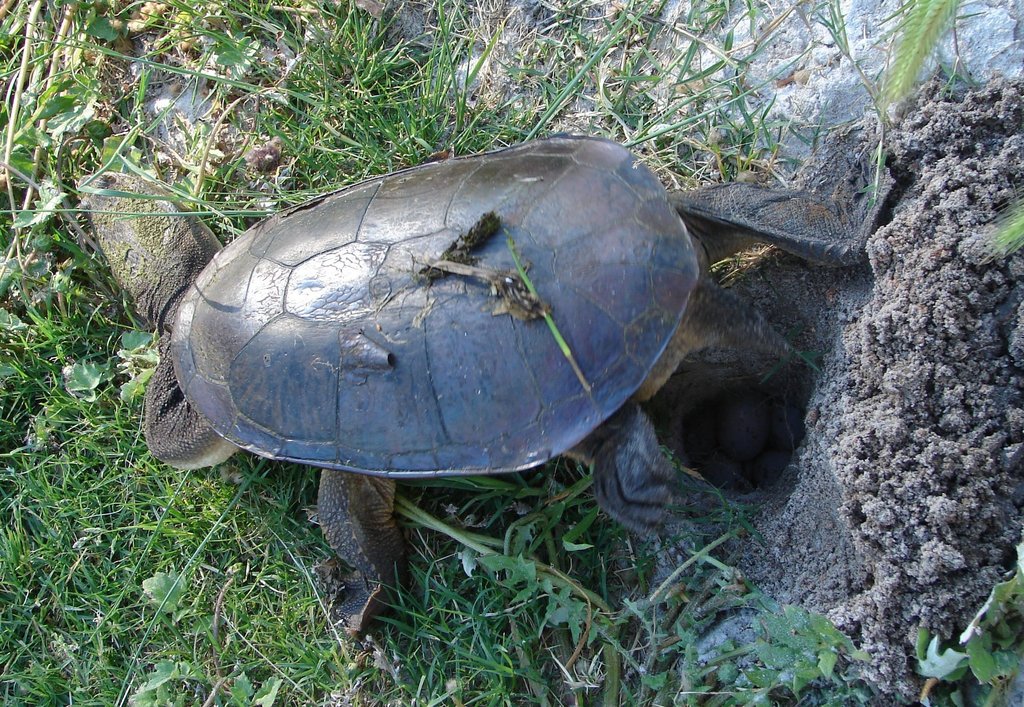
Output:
[
  {"xmin": 809, "ymin": 79, "xmax": 1024, "ymax": 696},
  {"xmin": 657, "ymin": 79, "xmax": 1024, "ymax": 698}
]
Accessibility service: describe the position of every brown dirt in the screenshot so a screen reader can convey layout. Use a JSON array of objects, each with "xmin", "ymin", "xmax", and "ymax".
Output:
[{"xmin": 711, "ymin": 79, "xmax": 1024, "ymax": 698}]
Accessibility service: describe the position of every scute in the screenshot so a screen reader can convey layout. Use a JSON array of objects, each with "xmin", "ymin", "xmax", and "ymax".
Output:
[
  {"xmin": 171, "ymin": 136, "xmax": 699, "ymax": 475},
  {"xmin": 230, "ymin": 314, "xmax": 341, "ymax": 444},
  {"xmin": 251, "ymin": 182, "xmax": 375, "ymax": 265},
  {"xmin": 285, "ymin": 242, "xmax": 391, "ymax": 321}
]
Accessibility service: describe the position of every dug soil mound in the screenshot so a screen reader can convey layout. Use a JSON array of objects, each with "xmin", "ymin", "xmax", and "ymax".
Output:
[{"xmin": 731, "ymin": 79, "xmax": 1024, "ymax": 697}]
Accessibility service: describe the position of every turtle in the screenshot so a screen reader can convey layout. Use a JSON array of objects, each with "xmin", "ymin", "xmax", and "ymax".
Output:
[{"xmin": 82, "ymin": 135, "xmax": 874, "ymax": 633}]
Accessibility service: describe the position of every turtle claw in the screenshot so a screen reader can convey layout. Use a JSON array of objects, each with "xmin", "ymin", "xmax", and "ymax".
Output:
[
  {"xmin": 317, "ymin": 471, "xmax": 407, "ymax": 634},
  {"xmin": 340, "ymin": 580, "xmax": 389, "ymax": 637},
  {"xmin": 316, "ymin": 558, "xmax": 391, "ymax": 636}
]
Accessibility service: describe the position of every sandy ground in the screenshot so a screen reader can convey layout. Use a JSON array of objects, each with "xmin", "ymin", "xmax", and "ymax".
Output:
[
  {"xmin": 657, "ymin": 79, "xmax": 1024, "ymax": 698},
  {"xmin": 782, "ymin": 79, "xmax": 1024, "ymax": 697}
]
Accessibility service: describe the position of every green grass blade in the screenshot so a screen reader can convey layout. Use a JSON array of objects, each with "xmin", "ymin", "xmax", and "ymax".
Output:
[{"xmin": 992, "ymin": 200, "xmax": 1024, "ymax": 256}]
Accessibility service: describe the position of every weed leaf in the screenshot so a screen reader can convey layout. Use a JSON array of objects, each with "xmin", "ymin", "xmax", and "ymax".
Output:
[
  {"xmin": 64, "ymin": 360, "xmax": 113, "ymax": 402},
  {"xmin": 231, "ymin": 672, "xmax": 254, "ymax": 703},
  {"xmin": 917, "ymin": 632, "xmax": 968, "ymax": 678},
  {"xmin": 0, "ymin": 309, "xmax": 27, "ymax": 332},
  {"xmin": 459, "ymin": 547, "xmax": 478, "ymax": 577},
  {"xmin": 253, "ymin": 678, "xmax": 283, "ymax": 706},
  {"xmin": 132, "ymin": 660, "xmax": 199, "ymax": 706},
  {"xmin": 143, "ymin": 571, "xmax": 186, "ymax": 614}
]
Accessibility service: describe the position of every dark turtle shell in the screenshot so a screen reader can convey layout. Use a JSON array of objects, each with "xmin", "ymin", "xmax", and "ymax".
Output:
[{"xmin": 170, "ymin": 136, "xmax": 698, "ymax": 475}]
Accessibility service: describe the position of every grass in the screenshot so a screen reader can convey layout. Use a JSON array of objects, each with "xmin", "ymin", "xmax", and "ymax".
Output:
[{"xmin": 0, "ymin": 0, "xmax": 980, "ymax": 703}]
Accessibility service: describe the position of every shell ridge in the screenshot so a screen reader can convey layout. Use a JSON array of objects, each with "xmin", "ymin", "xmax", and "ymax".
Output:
[
  {"xmin": 351, "ymin": 179, "xmax": 384, "ymax": 245},
  {"xmin": 441, "ymin": 159, "xmax": 485, "ymax": 232}
]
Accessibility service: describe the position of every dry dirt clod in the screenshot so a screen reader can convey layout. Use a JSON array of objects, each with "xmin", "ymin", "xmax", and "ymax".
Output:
[
  {"xmin": 420, "ymin": 211, "xmax": 501, "ymax": 281},
  {"xmin": 245, "ymin": 136, "xmax": 284, "ymax": 173}
]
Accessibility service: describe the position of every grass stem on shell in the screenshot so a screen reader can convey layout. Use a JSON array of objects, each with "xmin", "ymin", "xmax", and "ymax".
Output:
[{"xmin": 506, "ymin": 235, "xmax": 592, "ymax": 393}]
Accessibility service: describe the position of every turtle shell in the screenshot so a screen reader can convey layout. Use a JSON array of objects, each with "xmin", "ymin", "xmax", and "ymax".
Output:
[{"xmin": 170, "ymin": 136, "xmax": 699, "ymax": 476}]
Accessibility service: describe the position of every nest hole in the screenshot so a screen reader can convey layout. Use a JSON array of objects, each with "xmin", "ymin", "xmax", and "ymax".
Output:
[{"xmin": 649, "ymin": 357, "xmax": 815, "ymax": 495}]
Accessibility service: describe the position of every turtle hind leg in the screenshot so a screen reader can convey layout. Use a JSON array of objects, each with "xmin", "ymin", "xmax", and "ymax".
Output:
[
  {"xmin": 318, "ymin": 470, "xmax": 407, "ymax": 634},
  {"xmin": 672, "ymin": 139, "xmax": 896, "ymax": 267},
  {"xmin": 570, "ymin": 403, "xmax": 677, "ymax": 533},
  {"xmin": 672, "ymin": 183, "xmax": 865, "ymax": 266},
  {"xmin": 144, "ymin": 338, "xmax": 236, "ymax": 469}
]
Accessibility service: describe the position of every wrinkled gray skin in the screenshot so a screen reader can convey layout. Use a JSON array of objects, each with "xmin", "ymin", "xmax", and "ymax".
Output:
[{"xmin": 82, "ymin": 138, "xmax": 874, "ymax": 633}]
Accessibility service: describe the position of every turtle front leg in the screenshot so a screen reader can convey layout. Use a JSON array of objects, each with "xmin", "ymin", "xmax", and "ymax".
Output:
[
  {"xmin": 317, "ymin": 470, "xmax": 407, "ymax": 634},
  {"xmin": 144, "ymin": 338, "xmax": 237, "ymax": 469},
  {"xmin": 570, "ymin": 403, "xmax": 677, "ymax": 533}
]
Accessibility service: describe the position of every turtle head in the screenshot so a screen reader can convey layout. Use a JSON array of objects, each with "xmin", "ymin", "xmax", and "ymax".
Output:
[{"xmin": 81, "ymin": 173, "xmax": 222, "ymax": 331}]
